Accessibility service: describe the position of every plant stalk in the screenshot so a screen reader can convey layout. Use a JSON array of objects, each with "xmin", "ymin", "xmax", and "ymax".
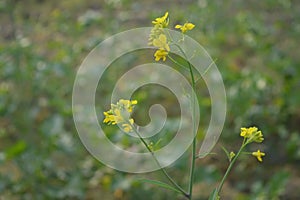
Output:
[
  {"xmin": 130, "ymin": 123, "xmax": 190, "ymax": 199},
  {"xmin": 172, "ymin": 44, "xmax": 197, "ymax": 199},
  {"xmin": 215, "ymin": 143, "xmax": 246, "ymax": 196}
]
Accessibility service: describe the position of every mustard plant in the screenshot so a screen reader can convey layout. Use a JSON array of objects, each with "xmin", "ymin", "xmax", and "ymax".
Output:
[{"xmin": 103, "ymin": 12, "xmax": 266, "ymax": 200}]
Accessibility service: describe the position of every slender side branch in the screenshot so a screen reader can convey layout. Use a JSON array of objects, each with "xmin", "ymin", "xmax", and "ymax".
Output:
[
  {"xmin": 215, "ymin": 143, "xmax": 246, "ymax": 196},
  {"xmin": 129, "ymin": 123, "xmax": 190, "ymax": 199}
]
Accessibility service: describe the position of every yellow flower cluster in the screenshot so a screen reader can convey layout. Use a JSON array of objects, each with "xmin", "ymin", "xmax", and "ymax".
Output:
[
  {"xmin": 152, "ymin": 34, "xmax": 170, "ymax": 52},
  {"xmin": 154, "ymin": 49, "xmax": 169, "ymax": 61},
  {"xmin": 103, "ymin": 99, "xmax": 137, "ymax": 133},
  {"xmin": 240, "ymin": 126, "xmax": 266, "ymax": 162},
  {"xmin": 240, "ymin": 126, "xmax": 264, "ymax": 143},
  {"xmin": 148, "ymin": 12, "xmax": 169, "ymax": 46},
  {"xmin": 240, "ymin": 127, "xmax": 257, "ymax": 137},
  {"xmin": 149, "ymin": 12, "xmax": 170, "ymax": 62},
  {"xmin": 175, "ymin": 22, "xmax": 195, "ymax": 33},
  {"xmin": 149, "ymin": 12, "xmax": 195, "ymax": 62},
  {"xmin": 152, "ymin": 12, "xmax": 169, "ymax": 27}
]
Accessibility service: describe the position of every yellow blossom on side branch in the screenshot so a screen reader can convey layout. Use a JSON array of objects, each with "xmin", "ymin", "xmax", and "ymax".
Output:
[
  {"xmin": 240, "ymin": 126, "xmax": 264, "ymax": 144},
  {"xmin": 252, "ymin": 150, "xmax": 265, "ymax": 162},
  {"xmin": 175, "ymin": 22, "xmax": 195, "ymax": 33}
]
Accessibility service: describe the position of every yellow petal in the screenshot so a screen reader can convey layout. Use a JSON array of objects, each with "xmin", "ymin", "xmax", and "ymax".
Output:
[
  {"xmin": 163, "ymin": 12, "xmax": 169, "ymax": 19},
  {"xmin": 175, "ymin": 24, "xmax": 182, "ymax": 29},
  {"xmin": 131, "ymin": 100, "xmax": 138, "ymax": 104},
  {"xmin": 186, "ymin": 23, "xmax": 195, "ymax": 30},
  {"xmin": 129, "ymin": 118, "xmax": 134, "ymax": 124}
]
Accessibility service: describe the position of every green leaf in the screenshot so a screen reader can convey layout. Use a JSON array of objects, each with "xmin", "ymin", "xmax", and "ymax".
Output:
[
  {"xmin": 267, "ymin": 171, "xmax": 290, "ymax": 199},
  {"xmin": 138, "ymin": 179, "xmax": 182, "ymax": 194},
  {"xmin": 5, "ymin": 140, "xmax": 27, "ymax": 160}
]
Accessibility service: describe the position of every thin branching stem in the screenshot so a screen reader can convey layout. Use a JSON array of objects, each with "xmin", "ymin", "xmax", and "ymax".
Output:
[
  {"xmin": 215, "ymin": 142, "xmax": 246, "ymax": 196},
  {"xmin": 129, "ymin": 122, "xmax": 190, "ymax": 199}
]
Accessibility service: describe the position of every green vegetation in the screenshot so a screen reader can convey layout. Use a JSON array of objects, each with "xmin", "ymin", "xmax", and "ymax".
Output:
[{"xmin": 0, "ymin": 0, "xmax": 299, "ymax": 199}]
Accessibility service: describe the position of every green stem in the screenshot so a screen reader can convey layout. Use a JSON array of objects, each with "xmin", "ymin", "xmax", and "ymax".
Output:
[
  {"xmin": 186, "ymin": 55, "xmax": 196, "ymax": 200},
  {"xmin": 215, "ymin": 143, "xmax": 246, "ymax": 196},
  {"xmin": 167, "ymin": 55, "xmax": 186, "ymax": 69},
  {"xmin": 171, "ymin": 44, "xmax": 197, "ymax": 199},
  {"xmin": 130, "ymin": 123, "xmax": 190, "ymax": 199}
]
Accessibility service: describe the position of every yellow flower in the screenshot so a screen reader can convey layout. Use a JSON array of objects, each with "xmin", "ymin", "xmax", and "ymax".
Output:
[
  {"xmin": 131, "ymin": 100, "xmax": 138, "ymax": 105},
  {"xmin": 154, "ymin": 49, "xmax": 168, "ymax": 61},
  {"xmin": 252, "ymin": 150, "xmax": 265, "ymax": 162},
  {"xmin": 118, "ymin": 99, "xmax": 137, "ymax": 113},
  {"xmin": 152, "ymin": 34, "xmax": 170, "ymax": 51},
  {"xmin": 151, "ymin": 34, "xmax": 170, "ymax": 62},
  {"xmin": 175, "ymin": 22, "xmax": 195, "ymax": 33},
  {"xmin": 149, "ymin": 12, "xmax": 169, "ymax": 44},
  {"xmin": 152, "ymin": 12, "xmax": 169, "ymax": 27},
  {"xmin": 122, "ymin": 119, "xmax": 134, "ymax": 133},
  {"xmin": 122, "ymin": 124, "xmax": 132, "ymax": 133},
  {"xmin": 148, "ymin": 12, "xmax": 170, "ymax": 61},
  {"xmin": 240, "ymin": 127, "xmax": 258, "ymax": 138},
  {"xmin": 103, "ymin": 109, "xmax": 123, "ymax": 125},
  {"xmin": 240, "ymin": 126, "xmax": 264, "ymax": 144},
  {"xmin": 103, "ymin": 99, "xmax": 137, "ymax": 133}
]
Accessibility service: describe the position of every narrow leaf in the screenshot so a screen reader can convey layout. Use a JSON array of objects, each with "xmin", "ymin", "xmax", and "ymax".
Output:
[{"xmin": 138, "ymin": 179, "xmax": 182, "ymax": 194}]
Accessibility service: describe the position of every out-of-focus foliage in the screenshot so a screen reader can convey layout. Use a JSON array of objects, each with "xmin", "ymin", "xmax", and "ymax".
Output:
[{"xmin": 0, "ymin": 0, "xmax": 299, "ymax": 199}]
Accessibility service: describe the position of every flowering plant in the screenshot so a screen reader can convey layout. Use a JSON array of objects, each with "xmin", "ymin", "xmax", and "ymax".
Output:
[{"xmin": 103, "ymin": 12, "xmax": 266, "ymax": 200}]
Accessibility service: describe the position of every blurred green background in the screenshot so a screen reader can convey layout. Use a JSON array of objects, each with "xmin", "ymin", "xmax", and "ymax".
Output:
[{"xmin": 1, "ymin": 0, "xmax": 299, "ymax": 199}]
